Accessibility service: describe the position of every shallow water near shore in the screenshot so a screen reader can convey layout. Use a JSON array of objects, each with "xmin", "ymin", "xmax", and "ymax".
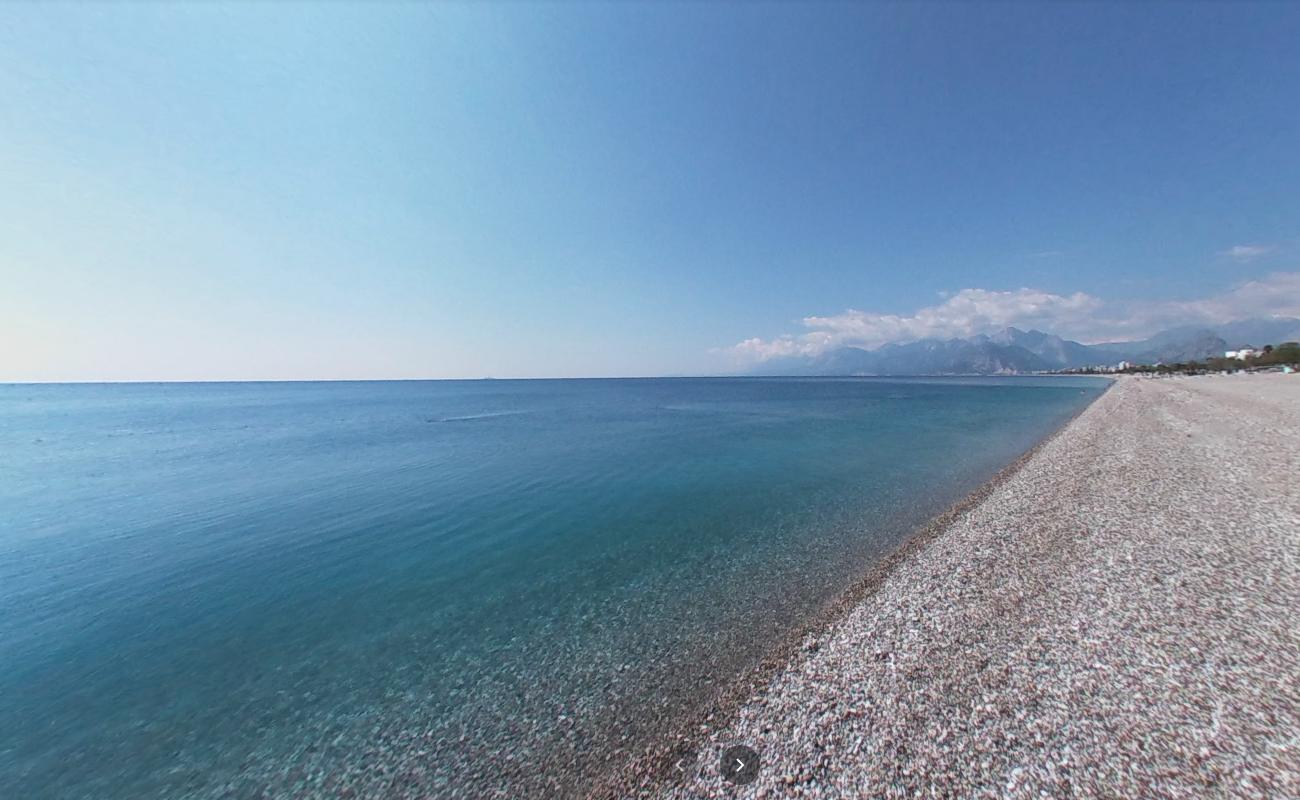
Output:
[{"xmin": 0, "ymin": 377, "xmax": 1104, "ymax": 797}]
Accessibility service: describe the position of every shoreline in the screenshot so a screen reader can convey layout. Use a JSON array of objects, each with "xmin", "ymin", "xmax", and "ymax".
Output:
[
  {"xmin": 596, "ymin": 379, "xmax": 1116, "ymax": 797},
  {"xmin": 651, "ymin": 373, "xmax": 1299, "ymax": 798}
]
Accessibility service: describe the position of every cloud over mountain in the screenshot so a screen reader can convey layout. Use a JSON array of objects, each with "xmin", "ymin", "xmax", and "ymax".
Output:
[{"xmin": 727, "ymin": 271, "xmax": 1300, "ymax": 364}]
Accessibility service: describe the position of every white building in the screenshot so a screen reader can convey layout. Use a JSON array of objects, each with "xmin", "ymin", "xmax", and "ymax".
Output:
[{"xmin": 1225, "ymin": 348, "xmax": 1260, "ymax": 359}]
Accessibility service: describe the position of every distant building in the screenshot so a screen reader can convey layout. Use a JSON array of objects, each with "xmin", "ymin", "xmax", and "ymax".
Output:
[
  {"xmin": 1116, "ymin": 360, "xmax": 1134, "ymax": 371},
  {"xmin": 1225, "ymin": 348, "xmax": 1260, "ymax": 359}
]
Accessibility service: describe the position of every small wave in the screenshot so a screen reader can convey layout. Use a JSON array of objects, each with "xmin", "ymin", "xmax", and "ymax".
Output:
[
  {"xmin": 659, "ymin": 404, "xmax": 767, "ymax": 416},
  {"xmin": 430, "ymin": 411, "xmax": 529, "ymax": 423}
]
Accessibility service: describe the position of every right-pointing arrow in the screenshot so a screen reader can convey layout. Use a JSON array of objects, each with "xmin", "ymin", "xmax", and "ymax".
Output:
[{"xmin": 720, "ymin": 744, "xmax": 759, "ymax": 785}]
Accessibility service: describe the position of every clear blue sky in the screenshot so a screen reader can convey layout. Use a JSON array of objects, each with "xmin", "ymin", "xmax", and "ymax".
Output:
[{"xmin": 3, "ymin": 2, "xmax": 1299, "ymax": 380}]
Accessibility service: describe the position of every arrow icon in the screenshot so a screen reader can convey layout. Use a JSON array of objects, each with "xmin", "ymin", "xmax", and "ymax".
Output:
[
  {"xmin": 720, "ymin": 744, "xmax": 759, "ymax": 785},
  {"xmin": 673, "ymin": 751, "xmax": 698, "ymax": 774}
]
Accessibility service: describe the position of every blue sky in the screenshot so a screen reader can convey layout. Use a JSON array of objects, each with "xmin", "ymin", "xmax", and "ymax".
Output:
[{"xmin": 3, "ymin": 2, "xmax": 1299, "ymax": 380}]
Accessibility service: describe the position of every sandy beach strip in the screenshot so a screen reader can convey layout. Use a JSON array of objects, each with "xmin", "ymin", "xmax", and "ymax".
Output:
[{"xmin": 657, "ymin": 374, "xmax": 1300, "ymax": 799}]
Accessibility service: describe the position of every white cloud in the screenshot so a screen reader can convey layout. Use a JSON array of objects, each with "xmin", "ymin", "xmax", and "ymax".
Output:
[
  {"xmin": 724, "ymin": 271, "xmax": 1300, "ymax": 363},
  {"xmin": 1219, "ymin": 244, "xmax": 1276, "ymax": 262},
  {"xmin": 1160, "ymin": 270, "xmax": 1300, "ymax": 323}
]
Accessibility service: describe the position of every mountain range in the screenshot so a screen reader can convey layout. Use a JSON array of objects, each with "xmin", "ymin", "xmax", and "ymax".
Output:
[{"xmin": 753, "ymin": 317, "xmax": 1300, "ymax": 376}]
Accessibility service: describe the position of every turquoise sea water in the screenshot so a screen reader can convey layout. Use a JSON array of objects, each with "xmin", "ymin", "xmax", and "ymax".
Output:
[{"xmin": 0, "ymin": 377, "xmax": 1104, "ymax": 797}]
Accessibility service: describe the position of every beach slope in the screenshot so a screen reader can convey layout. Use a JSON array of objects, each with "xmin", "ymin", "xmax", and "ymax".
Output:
[{"xmin": 664, "ymin": 374, "xmax": 1300, "ymax": 799}]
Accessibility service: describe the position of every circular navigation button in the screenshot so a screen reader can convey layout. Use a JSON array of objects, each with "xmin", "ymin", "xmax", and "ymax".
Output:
[{"xmin": 719, "ymin": 744, "xmax": 759, "ymax": 785}]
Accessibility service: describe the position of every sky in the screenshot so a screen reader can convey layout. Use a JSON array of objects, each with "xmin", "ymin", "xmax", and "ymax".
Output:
[{"xmin": 2, "ymin": 2, "xmax": 1299, "ymax": 381}]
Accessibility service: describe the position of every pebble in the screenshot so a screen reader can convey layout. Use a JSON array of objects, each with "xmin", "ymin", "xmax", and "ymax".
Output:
[{"xmin": 658, "ymin": 375, "xmax": 1300, "ymax": 800}]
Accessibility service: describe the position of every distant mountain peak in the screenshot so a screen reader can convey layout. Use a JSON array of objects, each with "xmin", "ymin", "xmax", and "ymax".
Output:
[{"xmin": 747, "ymin": 316, "xmax": 1300, "ymax": 376}]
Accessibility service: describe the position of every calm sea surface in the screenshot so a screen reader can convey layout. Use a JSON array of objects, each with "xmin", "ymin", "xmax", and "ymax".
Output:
[{"xmin": 0, "ymin": 377, "xmax": 1105, "ymax": 797}]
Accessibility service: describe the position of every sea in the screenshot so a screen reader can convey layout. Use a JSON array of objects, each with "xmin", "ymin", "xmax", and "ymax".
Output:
[{"xmin": 0, "ymin": 376, "xmax": 1105, "ymax": 797}]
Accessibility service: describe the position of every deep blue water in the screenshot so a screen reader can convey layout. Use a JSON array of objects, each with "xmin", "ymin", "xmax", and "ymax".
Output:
[{"xmin": 0, "ymin": 377, "xmax": 1104, "ymax": 797}]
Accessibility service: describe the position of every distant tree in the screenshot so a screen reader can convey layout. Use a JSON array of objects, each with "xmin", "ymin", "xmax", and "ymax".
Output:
[{"xmin": 1258, "ymin": 342, "xmax": 1300, "ymax": 366}]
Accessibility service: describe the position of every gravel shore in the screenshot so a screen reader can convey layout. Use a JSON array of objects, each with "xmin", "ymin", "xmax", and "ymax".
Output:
[{"xmin": 659, "ymin": 374, "xmax": 1300, "ymax": 799}]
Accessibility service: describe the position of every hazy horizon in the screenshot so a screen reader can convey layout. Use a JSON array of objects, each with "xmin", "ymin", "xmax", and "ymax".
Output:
[
  {"xmin": 4, "ymin": 310, "xmax": 1298, "ymax": 384},
  {"xmin": 4, "ymin": 3, "xmax": 1300, "ymax": 382}
]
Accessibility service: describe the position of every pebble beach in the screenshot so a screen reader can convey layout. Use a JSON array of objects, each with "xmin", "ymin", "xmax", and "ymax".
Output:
[{"xmin": 657, "ymin": 374, "xmax": 1300, "ymax": 799}]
